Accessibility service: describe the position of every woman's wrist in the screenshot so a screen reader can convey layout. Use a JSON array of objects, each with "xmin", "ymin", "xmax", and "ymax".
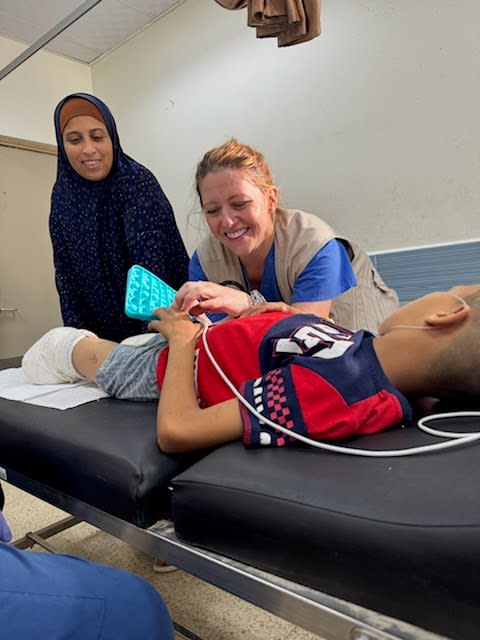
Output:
[{"xmin": 248, "ymin": 289, "xmax": 267, "ymax": 306}]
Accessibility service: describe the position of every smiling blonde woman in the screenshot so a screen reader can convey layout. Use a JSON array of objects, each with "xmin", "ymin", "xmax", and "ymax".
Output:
[{"xmin": 174, "ymin": 138, "xmax": 398, "ymax": 333}]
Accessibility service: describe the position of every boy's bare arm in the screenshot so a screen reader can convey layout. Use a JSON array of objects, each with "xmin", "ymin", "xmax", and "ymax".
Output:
[{"xmin": 149, "ymin": 309, "xmax": 243, "ymax": 454}]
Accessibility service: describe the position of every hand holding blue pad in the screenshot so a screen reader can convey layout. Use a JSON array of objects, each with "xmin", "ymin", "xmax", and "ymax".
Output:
[{"xmin": 125, "ymin": 265, "xmax": 177, "ymax": 321}]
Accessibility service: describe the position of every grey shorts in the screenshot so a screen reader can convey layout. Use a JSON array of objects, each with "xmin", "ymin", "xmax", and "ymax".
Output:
[{"xmin": 96, "ymin": 334, "xmax": 167, "ymax": 401}]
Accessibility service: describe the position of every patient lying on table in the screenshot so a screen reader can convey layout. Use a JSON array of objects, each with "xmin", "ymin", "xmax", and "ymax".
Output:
[{"xmin": 22, "ymin": 285, "xmax": 480, "ymax": 454}]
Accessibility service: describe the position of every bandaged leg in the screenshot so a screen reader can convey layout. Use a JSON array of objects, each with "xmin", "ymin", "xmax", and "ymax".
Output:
[{"xmin": 22, "ymin": 327, "xmax": 97, "ymax": 385}]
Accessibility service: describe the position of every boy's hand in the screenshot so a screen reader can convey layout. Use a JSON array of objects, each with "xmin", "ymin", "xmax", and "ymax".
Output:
[{"xmin": 148, "ymin": 308, "xmax": 202, "ymax": 344}]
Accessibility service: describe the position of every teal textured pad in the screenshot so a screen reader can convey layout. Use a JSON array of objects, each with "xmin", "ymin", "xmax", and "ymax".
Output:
[{"xmin": 125, "ymin": 265, "xmax": 177, "ymax": 321}]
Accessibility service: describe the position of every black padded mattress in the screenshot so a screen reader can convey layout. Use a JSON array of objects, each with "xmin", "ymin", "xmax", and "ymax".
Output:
[
  {"xmin": 0, "ymin": 358, "xmax": 198, "ymax": 527},
  {"xmin": 3, "ymin": 353, "xmax": 480, "ymax": 638},
  {"xmin": 171, "ymin": 422, "xmax": 480, "ymax": 640}
]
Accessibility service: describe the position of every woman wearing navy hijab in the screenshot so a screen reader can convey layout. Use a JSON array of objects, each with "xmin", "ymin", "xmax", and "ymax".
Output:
[{"xmin": 50, "ymin": 92, "xmax": 189, "ymax": 342}]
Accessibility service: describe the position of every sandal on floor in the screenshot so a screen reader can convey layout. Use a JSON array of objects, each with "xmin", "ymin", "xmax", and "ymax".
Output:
[{"xmin": 153, "ymin": 558, "xmax": 177, "ymax": 573}]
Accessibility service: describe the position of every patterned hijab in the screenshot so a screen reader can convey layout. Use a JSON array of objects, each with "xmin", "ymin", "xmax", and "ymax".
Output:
[{"xmin": 50, "ymin": 92, "xmax": 189, "ymax": 342}]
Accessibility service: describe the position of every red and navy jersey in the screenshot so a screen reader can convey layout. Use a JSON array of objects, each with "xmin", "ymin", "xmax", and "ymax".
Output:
[
  {"xmin": 157, "ymin": 312, "xmax": 412, "ymax": 448},
  {"xmin": 239, "ymin": 313, "xmax": 412, "ymax": 446}
]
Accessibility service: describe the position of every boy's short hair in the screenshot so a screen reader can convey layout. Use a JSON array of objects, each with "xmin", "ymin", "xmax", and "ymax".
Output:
[{"xmin": 430, "ymin": 290, "xmax": 480, "ymax": 399}]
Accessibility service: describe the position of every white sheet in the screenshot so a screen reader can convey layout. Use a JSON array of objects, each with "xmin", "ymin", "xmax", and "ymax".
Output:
[{"xmin": 0, "ymin": 368, "xmax": 109, "ymax": 410}]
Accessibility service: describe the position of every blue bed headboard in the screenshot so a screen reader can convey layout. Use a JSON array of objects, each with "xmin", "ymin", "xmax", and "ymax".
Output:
[{"xmin": 370, "ymin": 240, "xmax": 480, "ymax": 306}]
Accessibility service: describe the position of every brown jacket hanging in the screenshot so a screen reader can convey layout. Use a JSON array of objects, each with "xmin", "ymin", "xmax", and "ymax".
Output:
[{"xmin": 214, "ymin": 0, "xmax": 321, "ymax": 47}]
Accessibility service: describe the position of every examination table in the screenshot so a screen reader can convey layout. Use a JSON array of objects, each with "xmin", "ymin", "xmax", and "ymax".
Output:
[{"xmin": 1, "ymin": 356, "xmax": 479, "ymax": 640}]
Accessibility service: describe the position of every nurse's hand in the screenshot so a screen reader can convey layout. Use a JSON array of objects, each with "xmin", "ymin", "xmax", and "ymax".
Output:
[
  {"xmin": 172, "ymin": 281, "xmax": 251, "ymax": 317},
  {"xmin": 240, "ymin": 300, "xmax": 331, "ymax": 319},
  {"xmin": 240, "ymin": 301, "xmax": 298, "ymax": 317}
]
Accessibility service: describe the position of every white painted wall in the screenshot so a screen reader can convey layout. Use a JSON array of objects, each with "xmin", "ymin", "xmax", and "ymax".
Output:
[
  {"xmin": 0, "ymin": 35, "xmax": 91, "ymax": 144},
  {"xmin": 1, "ymin": 1, "xmax": 479, "ymax": 252},
  {"xmin": 92, "ymin": 0, "xmax": 480, "ymax": 253}
]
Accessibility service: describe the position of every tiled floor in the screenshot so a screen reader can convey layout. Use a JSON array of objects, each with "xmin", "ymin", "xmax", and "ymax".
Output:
[{"xmin": 3, "ymin": 483, "xmax": 325, "ymax": 640}]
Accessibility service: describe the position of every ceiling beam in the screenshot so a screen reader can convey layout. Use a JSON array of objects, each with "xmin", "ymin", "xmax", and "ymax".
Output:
[{"xmin": 0, "ymin": 0, "xmax": 103, "ymax": 81}]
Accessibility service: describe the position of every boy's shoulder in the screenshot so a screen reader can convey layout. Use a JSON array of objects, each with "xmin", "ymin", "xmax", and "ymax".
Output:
[
  {"xmin": 261, "ymin": 312, "xmax": 355, "ymax": 342},
  {"xmin": 258, "ymin": 313, "xmax": 360, "ymax": 364},
  {"xmin": 209, "ymin": 312, "xmax": 362, "ymax": 366}
]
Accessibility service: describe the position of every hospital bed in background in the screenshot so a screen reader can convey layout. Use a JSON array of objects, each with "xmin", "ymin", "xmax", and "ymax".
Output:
[{"xmin": 1, "ymin": 352, "xmax": 480, "ymax": 640}]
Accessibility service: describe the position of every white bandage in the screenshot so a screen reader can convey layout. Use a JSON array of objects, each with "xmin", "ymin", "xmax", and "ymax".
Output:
[{"xmin": 22, "ymin": 327, "xmax": 97, "ymax": 385}]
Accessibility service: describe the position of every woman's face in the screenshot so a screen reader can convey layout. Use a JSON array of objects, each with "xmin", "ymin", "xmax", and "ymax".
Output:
[
  {"xmin": 199, "ymin": 169, "xmax": 278, "ymax": 261},
  {"xmin": 62, "ymin": 115, "xmax": 113, "ymax": 181}
]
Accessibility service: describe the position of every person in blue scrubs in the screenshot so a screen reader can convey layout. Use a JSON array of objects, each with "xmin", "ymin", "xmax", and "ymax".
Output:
[{"xmin": 0, "ymin": 487, "xmax": 173, "ymax": 639}]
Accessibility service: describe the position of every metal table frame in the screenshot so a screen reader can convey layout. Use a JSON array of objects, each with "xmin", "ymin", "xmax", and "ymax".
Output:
[{"xmin": 3, "ymin": 465, "xmax": 443, "ymax": 640}]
